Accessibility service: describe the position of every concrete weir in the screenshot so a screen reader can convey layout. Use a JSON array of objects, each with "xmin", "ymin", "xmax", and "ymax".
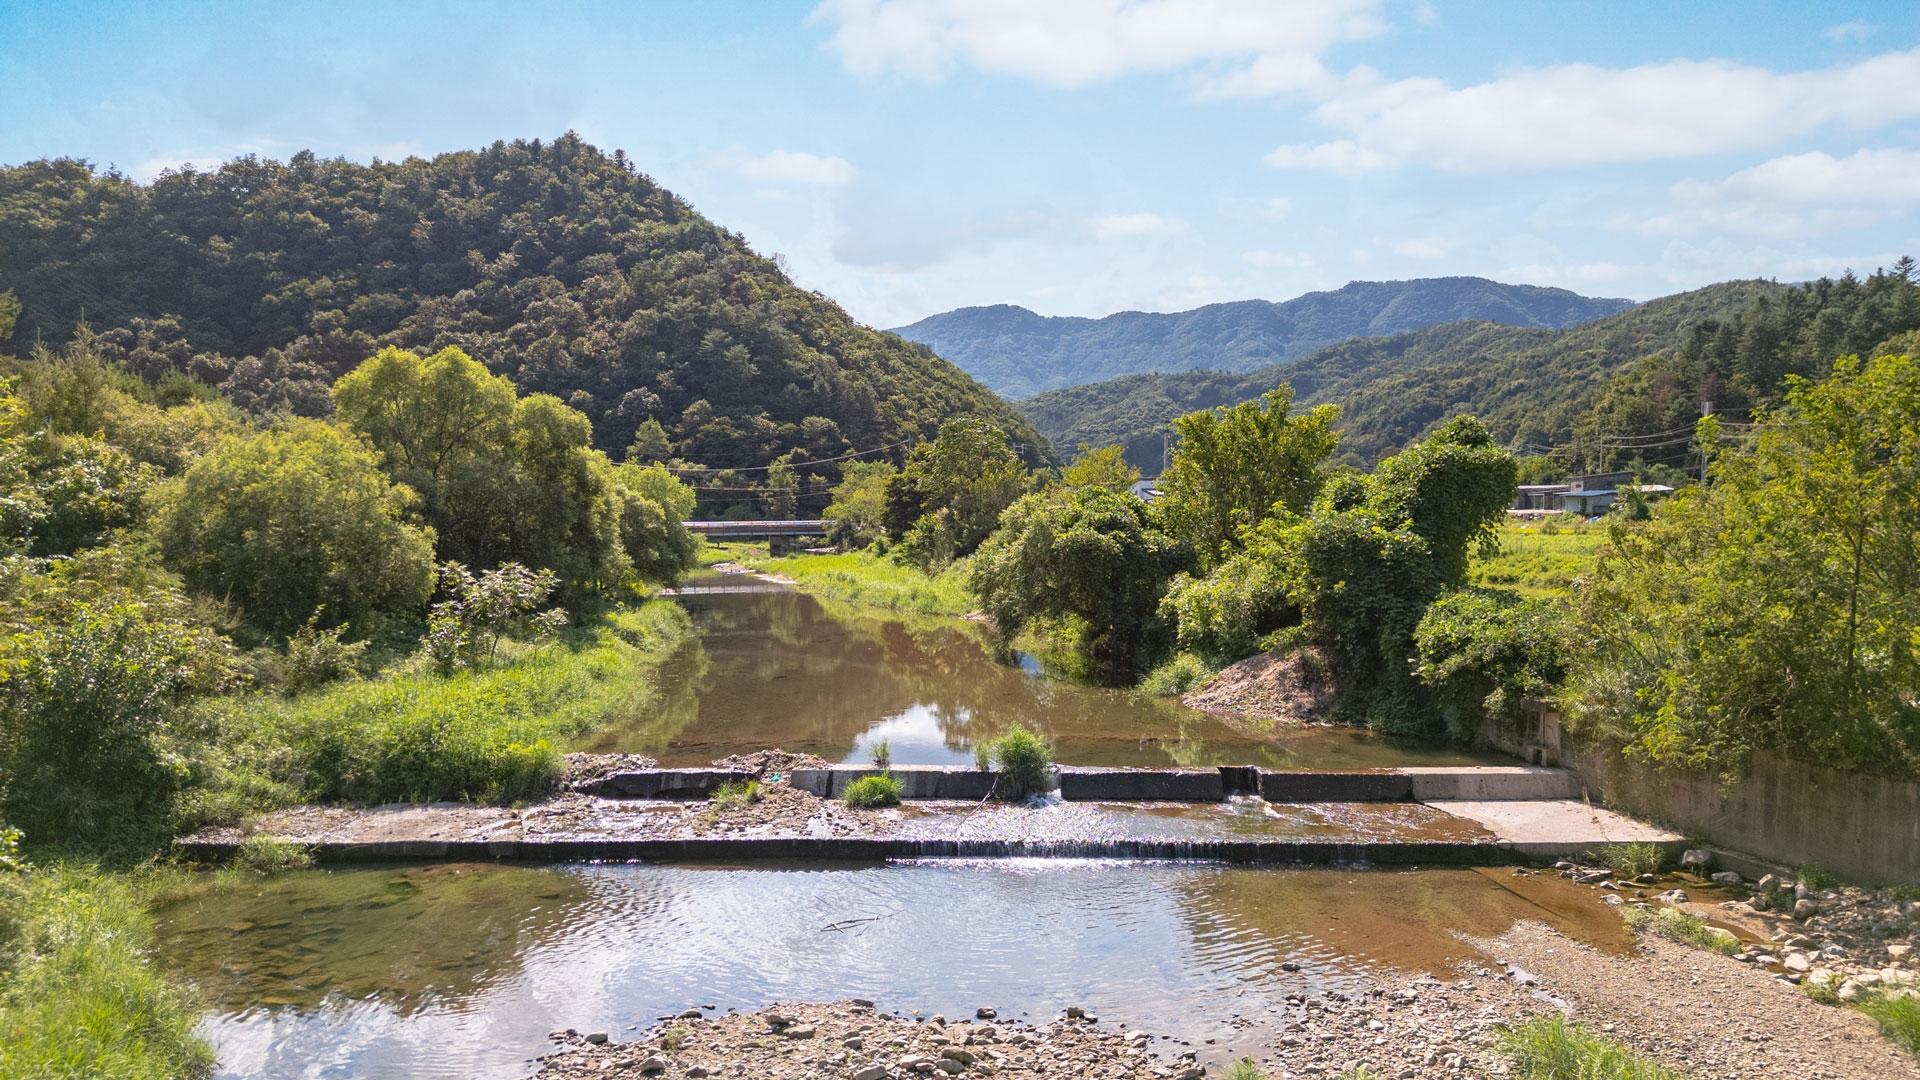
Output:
[{"xmin": 775, "ymin": 764, "xmax": 1580, "ymax": 803}]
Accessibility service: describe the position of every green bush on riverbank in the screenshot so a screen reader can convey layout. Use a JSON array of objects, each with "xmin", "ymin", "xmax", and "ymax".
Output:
[
  {"xmin": 185, "ymin": 601, "xmax": 692, "ymax": 813},
  {"xmin": 0, "ymin": 864, "xmax": 214, "ymax": 1080},
  {"xmin": 1498, "ymin": 1016, "xmax": 1682, "ymax": 1079}
]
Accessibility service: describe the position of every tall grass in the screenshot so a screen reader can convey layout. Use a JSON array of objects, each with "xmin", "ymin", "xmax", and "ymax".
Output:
[
  {"xmin": 742, "ymin": 549, "xmax": 976, "ymax": 616},
  {"xmin": 1858, "ymin": 993, "xmax": 1920, "ymax": 1058},
  {"xmin": 1498, "ymin": 1016, "xmax": 1684, "ymax": 1080},
  {"xmin": 0, "ymin": 865, "xmax": 215, "ymax": 1080},
  {"xmin": 1588, "ymin": 842, "xmax": 1664, "ymax": 878},
  {"xmin": 184, "ymin": 601, "xmax": 693, "ymax": 815},
  {"xmin": 1469, "ymin": 520, "xmax": 1605, "ymax": 598}
]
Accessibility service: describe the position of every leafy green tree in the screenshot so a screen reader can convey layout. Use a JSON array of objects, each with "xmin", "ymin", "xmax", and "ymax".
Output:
[
  {"xmin": 822, "ymin": 460, "xmax": 896, "ymax": 549},
  {"xmin": 1293, "ymin": 416, "xmax": 1516, "ymax": 735},
  {"xmin": 422, "ymin": 562, "xmax": 567, "ymax": 672},
  {"xmin": 330, "ymin": 346, "xmax": 515, "ymax": 493},
  {"xmin": 625, "ymin": 417, "xmax": 672, "ymax": 464},
  {"xmin": 765, "ymin": 453, "xmax": 799, "ymax": 518},
  {"xmin": 970, "ymin": 487, "xmax": 1190, "ymax": 681},
  {"xmin": 1060, "ymin": 444, "xmax": 1140, "ymax": 492},
  {"xmin": 1157, "ymin": 388, "xmax": 1339, "ymax": 570},
  {"xmin": 885, "ymin": 416, "xmax": 1027, "ymax": 565},
  {"xmin": 1567, "ymin": 353, "xmax": 1920, "ymax": 776},
  {"xmin": 154, "ymin": 419, "xmax": 437, "ymax": 638}
]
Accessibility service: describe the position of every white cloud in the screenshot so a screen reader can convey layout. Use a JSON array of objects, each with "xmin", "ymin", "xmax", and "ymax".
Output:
[
  {"xmin": 1264, "ymin": 139, "xmax": 1391, "ymax": 172},
  {"xmin": 1499, "ymin": 261, "xmax": 1635, "ymax": 286},
  {"xmin": 1090, "ymin": 212, "xmax": 1182, "ymax": 239},
  {"xmin": 1824, "ymin": 20, "xmax": 1875, "ymax": 44},
  {"xmin": 1391, "ymin": 235, "xmax": 1450, "ymax": 259},
  {"xmin": 1262, "ymin": 196, "xmax": 1294, "ymax": 219},
  {"xmin": 1300, "ymin": 47, "xmax": 1920, "ymax": 171},
  {"xmin": 735, "ymin": 149, "xmax": 858, "ymax": 186},
  {"xmin": 809, "ymin": 0, "xmax": 1383, "ymax": 89},
  {"xmin": 1157, "ymin": 273, "xmax": 1239, "ymax": 309},
  {"xmin": 1672, "ymin": 148, "xmax": 1920, "ymax": 205},
  {"xmin": 1619, "ymin": 149, "xmax": 1920, "ymax": 239},
  {"xmin": 1242, "ymin": 249, "xmax": 1315, "ymax": 268}
]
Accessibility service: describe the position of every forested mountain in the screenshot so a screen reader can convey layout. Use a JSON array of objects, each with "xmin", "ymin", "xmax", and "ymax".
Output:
[
  {"xmin": 0, "ymin": 134, "xmax": 1050, "ymax": 495},
  {"xmin": 1023, "ymin": 279, "xmax": 1820, "ymax": 471},
  {"xmin": 891, "ymin": 278, "xmax": 1634, "ymax": 398}
]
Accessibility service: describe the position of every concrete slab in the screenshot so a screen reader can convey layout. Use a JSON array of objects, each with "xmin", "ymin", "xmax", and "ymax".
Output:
[
  {"xmin": 1262, "ymin": 771, "xmax": 1413, "ymax": 802},
  {"xmin": 1428, "ymin": 799, "xmax": 1684, "ymax": 860},
  {"xmin": 592, "ymin": 769, "xmax": 755, "ymax": 798},
  {"xmin": 1400, "ymin": 766, "xmax": 1581, "ymax": 801},
  {"xmin": 789, "ymin": 765, "xmax": 1000, "ymax": 800}
]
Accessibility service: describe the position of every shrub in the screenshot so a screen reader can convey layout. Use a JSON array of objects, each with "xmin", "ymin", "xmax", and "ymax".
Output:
[
  {"xmin": 1497, "ymin": 1016, "xmax": 1682, "ymax": 1080},
  {"xmin": 843, "ymin": 773, "xmax": 904, "ymax": 808},
  {"xmin": 1160, "ymin": 551, "xmax": 1296, "ymax": 662},
  {"xmin": 278, "ymin": 614, "xmax": 370, "ymax": 695},
  {"xmin": 1590, "ymin": 842, "xmax": 1663, "ymax": 879},
  {"xmin": 0, "ymin": 589, "xmax": 235, "ymax": 850},
  {"xmin": 1858, "ymin": 991, "xmax": 1920, "ymax": 1057},
  {"xmin": 987, "ymin": 724, "xmax": 1053, "ymax": 800},
  {"xmin": 228, "ymin": 834, "xmax": 313, "ymax": 875},
  {"xmin": 0, "ymin": 866, "xmax": 216, "ymax": 1080},
  {"xmin": 1138, "ymin": 652, "xmax": 1219, "ymax": 696},
  {"xmin": 423, "ymin": 562, "xmax": 567, "ymax": 672},
  {"xmin": 1622, "ymin": 905, "xmax": 1740, "ymax": 956},
  {"xmin": 870, "ymin": 737, "xmax": 892, "ymax": 769},
  {"xmin": 1414, "ymin": 588, "xmax": 1566, "ymax": 742},
  {"xmin": 709, "ymin": 779, "xmax": 760, "ymax": 809},
  {"xmin": 154, "ymin": 418, "xmax": 437, "ymax": 639}
]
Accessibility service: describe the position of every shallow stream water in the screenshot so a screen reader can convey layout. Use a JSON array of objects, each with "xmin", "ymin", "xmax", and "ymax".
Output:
[
  {"xmin": 587, "ymin": 573, "xmax": 1499, "ymax": 770},
  {"xmin": 154, "ymin": 861, "xmax": 1628, "ymax": 1080}
]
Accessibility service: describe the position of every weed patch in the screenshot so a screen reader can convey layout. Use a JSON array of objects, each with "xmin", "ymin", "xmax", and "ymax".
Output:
[
  {"xmin": 1589, "ymin": 842, "xmax": 1663, "ymax": 879},
  {"xmin": 843, "ymin": 772, "xmax": 904, "ymax": 808},
  {"xmin": 227, "ymin": 834, "xmax": 313, "ymax": 875},
  {"xmin": 1498, "ymin": 1015, "xmax": 1683, "ymax": 1079},
  {"xmin": 1139, "ymin": 651, "xmax": 1220, "ymax": 696},
  {"xmin": 986, "ymin": 724, "xmax": 1053, "ymax": 799},
  {"xmin": 1622, "ymin": 905, "xmax": 1740, "ymax": 955},
  {"xmin": 709, "ymin": 779, "xmax": 761, "ymax": 809},
  {"xmin": 1858, "ymin": 992, "xmax": 1920, "ymax": 1058}
]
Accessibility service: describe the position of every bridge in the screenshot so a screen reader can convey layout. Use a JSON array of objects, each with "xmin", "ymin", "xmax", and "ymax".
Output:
[{"xmin": 683, "ymin": 519, "xmax": 827, "ymax": 540}]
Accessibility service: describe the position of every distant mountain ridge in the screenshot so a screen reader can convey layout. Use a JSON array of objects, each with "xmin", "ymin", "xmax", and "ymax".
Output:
[
  {"xmin": 891, "ymin": 277, "xmax": 1635, "ymax": 398},
  {"xmin": 1020, "ymin": 280, "xmax": 1788, "ymax": 472}
]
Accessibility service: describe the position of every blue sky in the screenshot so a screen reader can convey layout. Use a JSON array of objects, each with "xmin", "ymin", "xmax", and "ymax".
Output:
[{"xmin": 4, "ymin": 1, "xmax": 1918, "ymax": 327}]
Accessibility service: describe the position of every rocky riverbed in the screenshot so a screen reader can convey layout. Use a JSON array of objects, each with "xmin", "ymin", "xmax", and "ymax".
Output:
[{"xmin": 530, "ymin": 871, "xmax": 1919, "ymax": 1080}]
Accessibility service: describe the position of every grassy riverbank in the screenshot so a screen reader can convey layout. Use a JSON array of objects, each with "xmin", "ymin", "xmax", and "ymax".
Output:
[
  {"xmin": 185, "ymin": 600, "xmax": 694, "ymax": 819},
  {"xmin": 726, "ymin": 546, "xmax": 977, "ymax": 617},
  {"xmin": 0, "ymin": 863, "xmax": 214, "ymax": 1080}
]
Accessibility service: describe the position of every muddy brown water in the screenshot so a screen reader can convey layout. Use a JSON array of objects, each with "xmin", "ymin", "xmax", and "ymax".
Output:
[
  {"xmin": 154, "ymin": 861, "xmax": 1630, "ymax": 1080},
  {"xmin": 586, "ymin": 573, "xmax": 1501, "ymax": 769}
]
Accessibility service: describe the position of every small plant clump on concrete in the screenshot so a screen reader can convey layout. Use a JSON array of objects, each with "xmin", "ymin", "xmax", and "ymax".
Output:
[
  {"xmin": 869, "ymin": 738, "xmax": 891, "ymax": 769},
  {"xmin": 1496, "ymin": 1016, "xmax": 1683, "ymax": 1080},
  {"xmin": 986, "ymin": 724, "xmax": 1052, "ymax": 799},
  {"xmin": 842, "ymin": 773, "xmax": 904, "ymax": 808},
  {"xmin": 707, "ymin": 779, "xmax": 760, "ymax": 810}
]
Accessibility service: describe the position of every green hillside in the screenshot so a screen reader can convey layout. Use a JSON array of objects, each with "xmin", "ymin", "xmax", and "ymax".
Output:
[
  {"xmin": 1023, "ymin": 279, "xmax": 1801, "ymax": 470},
  {"xmin": 0, "ymin": 134, "xmax": 1052, "ymax": 499},
  {"xmin": 892, "ymin": 278, "xmax": 1632, "ymax": 398}
]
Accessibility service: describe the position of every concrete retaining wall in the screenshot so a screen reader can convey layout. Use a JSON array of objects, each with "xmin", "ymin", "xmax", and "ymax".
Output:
[
  {"xmin": 1055, "ymin": 767, "xmax": 1224, "ymax": 801},
  {"xmin": 1261, "ymin": 771, "xmax": 1412, "ymax": 802},
  {"xmin": 1566, "ymin": 742, "xmax": 1920, "ymax": 884},
  {"xmin": 789, "ymin": 766, "xmax": 1000, "ymax": 800}
]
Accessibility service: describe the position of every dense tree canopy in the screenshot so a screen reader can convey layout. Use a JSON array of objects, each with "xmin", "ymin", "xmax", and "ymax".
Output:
[
  {"xmin": 1156, "ymin": 388, "xmax": 1338, "ymax": 570},
  {"xmin": 0, "ymin": 135, "xmax": 1050, "ymax": 501},
  {"xmin": 884, "ymin": 416, "xmax": 1029, "ymax": 566},
  {"xmin": 1567, "ymin": 351, "xmax": 1920, "ymax": 777}
]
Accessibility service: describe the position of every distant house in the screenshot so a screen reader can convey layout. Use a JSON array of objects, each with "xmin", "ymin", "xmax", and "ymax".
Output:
[
  {"xmin": 1510, "ymin": 473, "xmax": 1675, "ymax": 516},
  {"xmin": 1129, "ymin": 478, "xmax": 1164, "ymax": 502}
]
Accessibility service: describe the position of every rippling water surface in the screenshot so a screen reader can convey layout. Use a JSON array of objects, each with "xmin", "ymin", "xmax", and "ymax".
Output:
[
  {"xmin": 155, "ymin": 861, "xmax": 1628, "ymax": 1080},
  {"xmin": 589, "ymin": 575, "xmax": 1501, "ymax": 769}
]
